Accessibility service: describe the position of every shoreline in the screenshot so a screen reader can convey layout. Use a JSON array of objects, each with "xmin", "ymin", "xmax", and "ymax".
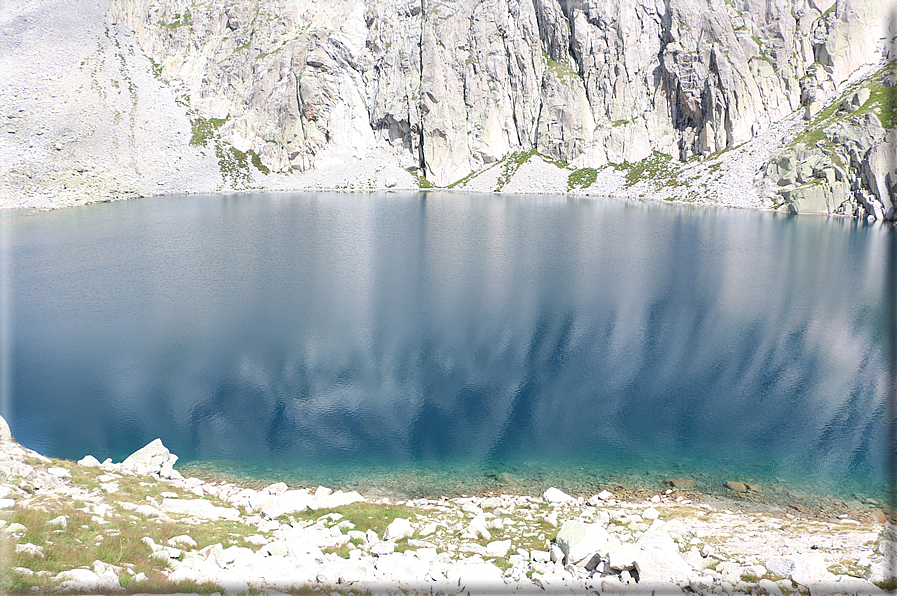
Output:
[
  {"xmin": 2, "ymin": 420, "xmax": 894, "ymax": 595},
  {"xmin": 177, "ymin": 460, "xmax": 888, "ymax": 526}
]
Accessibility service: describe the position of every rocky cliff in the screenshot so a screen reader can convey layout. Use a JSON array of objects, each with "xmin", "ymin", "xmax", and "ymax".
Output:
[{"xmin": 0, "ymin": 0, "xmax": 894, "ymax": 215}]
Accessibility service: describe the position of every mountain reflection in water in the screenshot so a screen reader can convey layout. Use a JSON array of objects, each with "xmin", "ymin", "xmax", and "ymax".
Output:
[{"xmin": 5, "ymin": 192, "xmax": 892, "ymax": 501}]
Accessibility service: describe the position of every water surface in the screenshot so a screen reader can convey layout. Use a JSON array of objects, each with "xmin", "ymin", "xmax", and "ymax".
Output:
[{"xmin": 3, "ymin": 192, "xmax": 892, "ymax": 506}]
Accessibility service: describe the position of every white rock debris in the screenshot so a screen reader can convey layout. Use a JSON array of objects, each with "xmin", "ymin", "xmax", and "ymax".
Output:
[{"xmin": 0, "ymin": 417, "xmax": 893, "ymax": 595}]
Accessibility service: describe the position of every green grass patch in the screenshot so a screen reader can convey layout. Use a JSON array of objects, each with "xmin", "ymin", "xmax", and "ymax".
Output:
[
  {"xmin": 493, "ymin": 149, "xmax": 566, "ymax": 191},
  {"xmin": 248, "ymin": 150, "xmax": 270, "ymax": 175},
  {"xmin": 147, "ymin": 57, "xmax": 163, "ymax": 79},
  {"xmin": 543, "ymin": 51, "xmax": 580, "ymax": 82},
  {"xmin": 294, "ymin": 502, "xmax": 421, "ymax": 537},
  {"xmin": 446, "ymin": 167, "xmax": 484, "ymax": 189},
  {"xmin": 165, "ymin": 11, "xmax": 191, "ymax": 29},
  {"xmin": 568, "ymin": 167, "xmax": 597, "ymax": 190},
  {"xmin": 407, "ymin": 167, "xmax": 433, "ymax": 188},
  {"xmin": 610, "ymin": 151, "xmax": 684, "ymax": 188},
  {"xmin": 495, "ymin": 149, "xmax": 536, "ymax": 191},
  {"xmin": 190, "ymin": 117, "xmax": 227, "ymax": 147}
]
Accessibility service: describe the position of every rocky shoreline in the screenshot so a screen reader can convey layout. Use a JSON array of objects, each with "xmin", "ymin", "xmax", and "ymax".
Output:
[{"xmin": 1, "ymin": 416, "xmax": 894, "ymax": 595}]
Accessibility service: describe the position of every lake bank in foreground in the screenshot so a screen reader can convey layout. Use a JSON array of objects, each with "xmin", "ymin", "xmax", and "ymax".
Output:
[{"xmin": 1, "ymin": 416, "xmax": 894, "ymax": 595}]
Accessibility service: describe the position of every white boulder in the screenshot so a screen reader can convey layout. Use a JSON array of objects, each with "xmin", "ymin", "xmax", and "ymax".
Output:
[
  {"xmin": 0, "ymin": 415, "xmax": 11, "ymax": 442},
  {"xmin": 484, "ymin": 539, "xmax": 512, "ymax": 557},
  {"xmin": 308, "ymin": 489, "xmax": 364, "ymax": 510},
  {"xmin": 383, "ymin": 517, "xmax": 414, "ymax": 541},
  {"xmin": 161, "ymin": 498, "xmax": 240, "ymax": 520},
  {"xmin": 77, "ymin": 455, "xmax": 101, "ymax": 467},
  {"xmin": 555, "ymin": 519, "xmax": 609, "ymax": 565},
  {"xmin": 120, "ymin": 438, "xmax": 178, "ymax": 477},
  {"xmin": 543, "ymin": 487, "xmax": 576, "ymax": 503},
  {"xmin": 633, "ymin": 548, "xmax": 693, "ymax": 585},
  {"xmin": 767, "ymin": 553, "xmax": 834, "ymax": 587}
]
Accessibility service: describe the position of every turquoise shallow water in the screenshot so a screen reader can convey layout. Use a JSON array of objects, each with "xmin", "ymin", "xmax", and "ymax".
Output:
[{"xmin": 3, "ymin": 192, "xmax": 893, "ymax": 509}]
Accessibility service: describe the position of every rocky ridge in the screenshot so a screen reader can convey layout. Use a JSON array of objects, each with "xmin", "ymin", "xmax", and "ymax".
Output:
[
  {"xmin": 1, "ymin": 418, "xmax": 895, "ymax": 595},
  {"xmin": 0, "ymin": 0, "xmax": 894, "ymax": 217}
]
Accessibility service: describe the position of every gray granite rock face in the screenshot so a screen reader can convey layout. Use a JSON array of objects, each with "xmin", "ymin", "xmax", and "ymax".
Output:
[{"xmin": 103, "ymin": 0, "xmax": 893, "ymax": 199}]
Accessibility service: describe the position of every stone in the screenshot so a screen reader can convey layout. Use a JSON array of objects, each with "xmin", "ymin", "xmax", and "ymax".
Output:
[
  {"xmin": 418, "ymin": 521, "xmax": 437, "ymax": 537},
  {"xmin": 47, "ymin": 466, "xmax": 71, "ymax": 478},
  {"xmin": 77, "ymin": 455, "xmax": 101, "ymax": 467},
  {"xmin": 766, "ymin": 553, "xmax": 834, "ymax": 587},
  {"xmin": 496, "ymin": 472, "xmax": 517, "ymax": 485},
  {"xmin": 633, "ymin": 548, "xmax": 693, "ymax": 584},
  {"xmin": 445, "ymin": 560, "xmax": 506, "ymax": 592},
  {"xmin": 15, "ymin": 542, "xmax": 44, "ymax": 557},
  {"xmin": 264, "ymin": 481, "xmax": 288, "ymax": 495},
  {"xmin": 168, "ymin": 534, "xmax": 197, "ymax": 548},
  {"xmin": 48, "ymin": 515, "xmax": 67, "ymax": 529},
  {"xmin": 161, "ymin": 498, "xmax": 240, "ymax": 520},
  {"xmin": 308, "ymin": 490, "xmax": 364, "ymax": 511},
  {"xmin": 0, "ymin": 415, "xmax": 11, "ymax": 442},
  {"xmin": 667, "ymin": 478, "xmax": 695, "ymax": 489},
  {"xmin": 467, "ymin": 515, "xmax": 491, "ymax": 541},
  {"xmin": 261, "ymin": 489, "xmax": 313, "ymax": 518},
  {"xmin": 725, "ymin": 481, "xmax": 748, "ymax": 493},
  {"xmin": 607, "ymin": 542, "xmax": 642, "ymax": 570},
  {"xmin": 758, "ymin": 578, "xmax": 783, "ymax": 595},
  {"xmin": 543, "ymin": 487, "xmax": 575, "ymax": 503},
  {"xmin": 636, "ymin": 530, "xmax": 677, "ymax": 552},
  {"xmin": 550, "ymin": 544, "xmax": 565, "ymax": 563},
  {"xmin": 555, "ymin": 520, "xmax": 609, "ymax": 565},
  {"xmin": 484, "ymin": 539, "xmax": 512, "ymax": 557},
  {"xmin": 383, "ymin": 517, "xmax": 414, "ymax": 541},
  {"xmin": 531, "ymin": 550, "xmax": 551, "ymax": 563},
  {"xmin": 120, "ymin": 438, "xmax": 178, "ymax": 477},
  {"xmin": 642, "ymin": 507, "xmax": 660, "ymax": 520},
  {"xmin": 370, "ymin": 541, "xmax": 396, "ymax": 556}
]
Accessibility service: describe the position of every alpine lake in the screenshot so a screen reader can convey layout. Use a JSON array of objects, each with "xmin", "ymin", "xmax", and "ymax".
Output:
[{"xmin": 3, "ymin": 191, "xmax": 894, "ymax": 516}]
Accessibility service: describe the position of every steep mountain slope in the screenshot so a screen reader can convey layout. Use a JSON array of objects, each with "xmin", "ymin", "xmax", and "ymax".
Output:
[{"xmin": 0, "ymin": 0, "xmax": 894, "ymax": 215}]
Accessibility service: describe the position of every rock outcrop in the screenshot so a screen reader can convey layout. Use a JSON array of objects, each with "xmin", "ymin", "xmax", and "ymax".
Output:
[{"xmin": 0, "ymin": 0, "xmax": 894, "ymax": 214}]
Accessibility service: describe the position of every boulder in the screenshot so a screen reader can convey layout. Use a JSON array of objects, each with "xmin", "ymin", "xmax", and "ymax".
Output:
[
  {"xmin": 383, "ymin": 517, "xmax": 414, "ymax": 541},
  {"xmin": 77, "ymin": 455, "xmax": 101, "ymax": 467},
  {"xmin": 607, "ymin": 542, "xmax": 642, "ymax": 570},
  {"xmin": 15, "ymin": 543, "xmax": 44, "ymax": 557},
  {"xmin": 543, "ymin": 487, "xmax": 575, "ymax": 503},
  {"xmin": 484, "ymin": 539, "xmax": 512, "ymax": 557},
  {"xmin": 445, "ymin": 560, "xmax": 506, "ymax": 592},
  {"xmin": 308, "ymin": 489, "xmax": 364, "ymax": 510},
  {"xmin": 766, "ymin": 553, "xmax": 834, "ymax": 587},
  {"xmin": 120, "ymin": 438, "xmax": 178, "ymax": 477},
  {"xmin": 55, "ymin": 569, "xmax": 101, "ymax": 591},
  {"xmin": 633, "ymin": 547, "xmax": 693, "ymax": 584},
  {"xmin": 555, "ymin": 519, "xmax": 609, "ymax": 565},
  {"xmin": 725, "ymin": 481, "xmax": 748, "ymax": 492},
  {"xmin": 0, "ymin": 415, "xmax": 12, "ymax": 442},
  {"xmin": 636, "ymin": 530, "xmax": 677, "ymax": 552},
  {"xmin": 370, "ymin": 541, "xmax": 396, "ymax": 556}
]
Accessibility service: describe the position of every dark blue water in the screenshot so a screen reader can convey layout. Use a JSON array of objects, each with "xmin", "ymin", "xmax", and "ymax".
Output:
[{"xmin": 2, "ymin": 192, "xmax": 893, "ymax": 503}]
